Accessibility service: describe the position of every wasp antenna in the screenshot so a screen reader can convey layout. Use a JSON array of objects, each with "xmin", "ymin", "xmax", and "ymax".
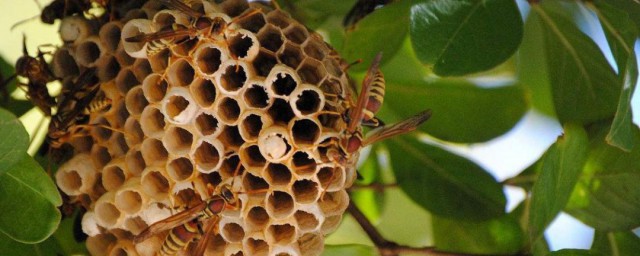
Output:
[
  {"xmin": 21, "ymin": 34, "xmax": 29, "ymax": 55},
  {"xmin": 10, "ymin": 15, "xmax": 39, "ymax": 31}
]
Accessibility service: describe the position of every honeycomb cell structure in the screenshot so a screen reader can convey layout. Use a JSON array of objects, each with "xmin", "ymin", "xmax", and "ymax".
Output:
[{"xmin": 52, "ymin": 1, "xmax": 358, "ymax": 255}]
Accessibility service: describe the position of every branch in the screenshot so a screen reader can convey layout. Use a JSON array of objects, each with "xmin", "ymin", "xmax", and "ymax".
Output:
[{"xmin": 347, "ymin": 199, "xmax": 526, "ymax": 256}]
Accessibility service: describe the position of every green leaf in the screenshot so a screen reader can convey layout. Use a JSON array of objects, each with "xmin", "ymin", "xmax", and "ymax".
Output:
[
  {"xmin": 566, "ymin": 124, "xmax": 640, "ymax": 230},
  {"xmin": 0, "ymin": 108, "xmax": 30, "ymax": 175},
  {"xmin": 0, "ymin": 153, "xmax": 62, "ymax": 243},
  {"xmin": 591, "ymin": 1, "xmax": 639, "ymax": 152},
  {"xmin": 409, "ymin": 0, "xmax": 523, "ymax": 76},
  {"xmin": 0, "ymin": 232, "xmax": 59, "ymax": 256},
  {"xmin": 277, "ymin": 0, "xmax": 357, "ymax": 30},
  {"xmin": 591, "ymin": 231, "xmax": 640, "ymax": 255},
  {"xmin": 323, "ymin": 244, "xmax": 376, "ymax": 256},
  {"xmin": 528, "ymin": 123, "xmax": 589, "ymax": 242},
  {"xmin": 531, "ymin": 3, "xmax": 621, "ymax": 124},
  {"xmin": 387, "ymin": 136, "xmax": 506, "ymax": 220},
  {"xmin": 602, "ymin": 0, "xmax": 640, "ymax": 30},
  {"xmin": 432, "ymin": 214, "xmax": 523, "ymax": 255},
  {"xmin": 341, "ymin": 1, "xmax": 411, "ymax": 71},
  {"xmin": 547, "ymin": 249, "xmax": 602, "ymax": 256}
]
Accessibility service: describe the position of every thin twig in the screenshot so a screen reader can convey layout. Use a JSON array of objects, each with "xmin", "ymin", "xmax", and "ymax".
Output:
[{"xmin": 347, "ymin": 199, "xmax": 526, "ymax": 256}]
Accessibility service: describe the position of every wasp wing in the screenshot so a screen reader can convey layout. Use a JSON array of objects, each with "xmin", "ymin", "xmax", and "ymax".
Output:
[
  {"xmin": 125, "ymin": 27, "xmax": 196, "ymax": 43},
  {"xmin": 133, "ymin": 202, "xmax": 207, "ymax": 243},
  {"xmin": 362, "ymin": 110, "xmax": 432, "ymax": 146},
  {"xmin": 347, "ymin": 52, "xmax": 383, "ymax": 132},
  {"xmin": 158, "ymin": 0, "xmax": 202, "ymax": 17},
  {"xmin": 193, "ymin": 216, "xmax": 220, "ymax": 256}
]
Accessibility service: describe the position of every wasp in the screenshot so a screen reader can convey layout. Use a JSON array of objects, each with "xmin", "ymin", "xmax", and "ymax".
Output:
[
  {"xmin": 47, "ymin": 68, "xmax": 113, "ymax": 148},
  {"xmin": 125, "ymin": 0, "xmax": 260, "ymax": 56},
  {"xmin": 14, "ymin": 35, "xmax": 58, "ymax": 115},
  {"xmin": 134, "ymin": 163, "xmax": 264, "ymax": 255}
]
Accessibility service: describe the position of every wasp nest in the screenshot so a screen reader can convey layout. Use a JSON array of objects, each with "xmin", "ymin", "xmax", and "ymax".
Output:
[{"xmin": 53, "ymin": 0, "xmax": 357, "ymax": 255}]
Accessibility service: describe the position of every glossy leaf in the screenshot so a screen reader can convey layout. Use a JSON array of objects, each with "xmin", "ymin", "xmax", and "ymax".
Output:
[
  {"xmin": 0, "ymin": 232, "xmax": 59, "ymax": 256},
  {"xmin": 323, "ymin": 244, "xmax": 376, "ymax": 256},
  {"xmin": 378, "ymin": 41, "xmax": 528, "ymax": 143},
  {"xmin": 341, "ymin": 1, "xmax": 411, "ymax": 71},
  {"xmin": 409, "ymin": 0, "xmax": 523, "ymax": 76},
  {"xmin": 276, "ymin": 0, "xmax": 356, "ymax": 30},
  {"xmin": 603, "ymin": 0, "xmax": 640, "ymax": 29},
  {"xmin": 0, "ymin": 108, "xmax": 29, "ymax": 175},
  {"xmin": 0, "ymin": 152, "xmax": 62, "ymax": 243},
  {"xmin": 528, "ymin": 123, "xmax": 588, "ymax": 242},
  {"xmin": 387, "ymin": 136, "xmax": 506, "ymax": 220},
  {"xmin": 591, "ymin": 231, "xmax": 640, "ymax": 255},
  {"xmin": 566, "ymin": 124, "xmax": 640, "ymax": 230},
  {"xmin": 547, "ymin": 249, "xmax": 602, "ymax": 256},
  {"xmin": 432, "ymin": 214, "xmax": 523, "ymax": 254},
  {"xmin": 530, "ymin": 3, "xmax": 621, "ymax": 124},
  {"xmin": 591, "ymin": 1, "xmax": 639, "ymax": 151}
]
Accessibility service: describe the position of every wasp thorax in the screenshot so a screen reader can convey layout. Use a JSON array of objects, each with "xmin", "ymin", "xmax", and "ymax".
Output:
[{"xmin": 51, "ymin": 0, "xmax": 358, "ymax": 255}]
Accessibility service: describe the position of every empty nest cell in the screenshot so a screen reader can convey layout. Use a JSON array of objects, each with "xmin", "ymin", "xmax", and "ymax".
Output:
[
  {"xmin": 142, "ymin": 74, "xmax": 167, "ymax": 103},
  {"xmin": 222, "ymin": 222, "xmax": 245, "ymax": 243},
  {"xmin": 247, "ymin": 206, "xmax": 270, "ymax": 231},
  {"xmin": 292, "ymin": 86, "xmax": 323, "ymax": 116},
  {"xmin": 267, "ymin": 191, "xmax": 294, "ymax": 220},
  {"xmin": 124, "ymin": 117, "xmax": 144, "ymax": 146},
  {"xmin": 125, "ymin": 149, "xmax": 146, "ymax": 176},
  {"xmin": 217, "ymin": 97, "xmax": 242, "ymax": 124},
  {"xmin": 219, "ymin": 125, "xmax": 245, "ymax": 152},
  {"xmin": 52, "ymin": 48, "xmax": 79, "ymax": 78},
  {"xmin": 115, "ymin": 68, "xmax": 139, "ymax": 95},
  {"xmin": 294, "ymin": 210, "xmax": 319, "ymax": 232},
  {"xmin": 258, "ymin": 24, "xmax": 284, "ymax": 52},
  {"xmin": 115, "ymin": 188, "xmax": 144, "ymax": 215},
  {"xmin": 297, "ymin": 58, "xmax": 327, "ymax": 85},
  {"xmin": 91, "ymin": 145, "xmax": 112, "ymax": 168},
  {"xmin": 302, "ymin": 39, "xmax": 326, "ymax": 61},
  {"xmin": 234, "ymin": 10, "xmax": 266, "ymax": 33},
  {"xmin": 163, "ymin": 126, "xmax": 194, "ymax": 155},
  {"xmin": 240, "ymin": 144, "xmax": 266, "ymax": 169},
  {"xmin": 195, "ymin": 44, "xmax": 224, "ymax": 76},
  {"xmin": 292, "ymin": 179, "xmax": 319, "ymax": 204},
  {"xmin": 318, "ymin": 190, "xmax": 349, "ymax": 216},
  {"xmin": 267, "ymin": 223, "xmax": 296, "ymax": 245},
  {"xmin": 141, "ymin": 167, "xmax": 170, "ymax": 198},
  {"xmin": 283, "ymin": 24, "xmax": 308, "ymax": 45},
  {"xmin": 140, "ymin": 106, "xmax": 166, "ymax": 138},
  {"xmin": 124, "ymin": 216, "xmax": 148, "ymax": 236},
  {"xmin": 268, "ymin": 99, "xmax": 295, "ymax": 124},
  {"xmin": 268, "ymin": 68, "xmax": 298, "ymax": 96},
  {"xmin": 193, "ymin": 140, "xmax": 223, "ymax": 173},
  {"xmin": 167, "ymin": 59, "xmax": 196, "ymax": 87},
  {"xmin": 109, "ymin": 132, "xmax": 130, "ymax": 157},
  {"xmin": 266, "ymin": 10, "xmax": 291, "ymax": 29},
  {"xmin": 76, "ymin": 37, "xmax": 104, "ymax": 67},
  {"xmin": 219, "ymin": 154, "xmax": 241, "ymax": 180},
  {"xmin": 102, "ymin": 163, "xmax": 126, "ymax": 192},
  {"xmin": 278, "ymin": 42, "xmax": 304, "ymax": 69},
  {"xmin": 99, "ymin": 21, "xmax": 123, "ymax": 53},
  {"xmin": 244, "ymin": 83, "xmax": 270, "ymax": 109},
  {"xmin": 191, "ymin": 78, "xmax": 217, "ymax": 108},
  {"xmin": 292, "ymin": 151, "xmax": 317, "ymax": 177},
  {"xmin": 246, "ymin": 237, "xmax": 270, "ymax": 256},
  {"xmin": 125, "ymin": 86, "xmax": 148, "ymax": 116},
  {"xmin": 218, "ymin": 64, "xmax": 248, "ymax": 94},
  {"xmin": 132, "ymin": 59, "xmax": 153, "ymax": 82},
  {"xmin": 238, "ymin": 112, "xmax": 266, "ymax": 142},
  {"xmin": 290, "ymin": 118, "xmax": 320, "ymax": 147},
  {"xmin": 95, "ymin": 194, "xmax": 122, "ymax": 227},
  {"xmin": 141, "ymin": 138, "xmax": 169, "ymax": 165},
  {"xmin": 242, "ymin": 172, "xmax": 269, "ymax": 192},
  {"xmin": 167, "ymin": 157, "xmax": 195, "ymax": 182},
  {"xmin": 265, "ymin": 163, "xmax": 292, "ymax": 187},
  {"xmin": 195, "ymin": 112, "xmax": 220, "ymax": 136},
  {"xmin": 253, "ymin": 48, "xmax": 277, "ymax": 77}
]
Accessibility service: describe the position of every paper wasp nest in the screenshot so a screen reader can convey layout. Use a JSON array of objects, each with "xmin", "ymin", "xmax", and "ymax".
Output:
[{"xmin": 53, "ymin": 0, "xmax": 357, "ymax": 255}]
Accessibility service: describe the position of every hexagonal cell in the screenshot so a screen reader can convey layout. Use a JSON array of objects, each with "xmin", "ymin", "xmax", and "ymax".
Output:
[
  {"xmin": 99, "ymin": 21, "xmax": 122, "ymax": 53},
  {"xmin": 219, "ymin": 125, "xmax": 244, "ymax": 152},
  {"xmin": 124, "ymin": 216, "xmax": 148, "ymax": 236},
  {"xmin": 267, "ymin": 223, "xmax": 296, "ymax": 245},
  {"xmin": 244, "ymin": 83, "xmax": 270, "ymax": 109},
  {"xmin": 228, "ymin": 33, "xmax": 255, "ymax": 59},
  {"xmin": 292, "ymin": 87, "xmax": 323, "ymax": 115},
  {"xmin": 292, "ymin": 179, "xmax": 319, "ymax": 204},
  {"xmin": 91, "ymin": 117, "xmax": 113, "ymax": 144},
  {"xmin": 321, "ymin": 214, "xmax": 343, "ymax": 235},
  {"xmin": 141, "ymin": 167, "xmax": 170, "ymax": 198},
  {"xmin": 217, "ymin": 97, "xmax": 241, "ymax": 125},
  {"xmin": 292, "ymin": 151, "xmax": 317, "ymax": 177},
  {"xmin": 302, "ymin": 39, "xmax": 326, "ymax": 61},
  {"xmin": 253, "ymin": 48, "xmax": 277, "ymax": 77},
  {"xmin": 125, "ymin": 149, "xmax": 146, "ymax": 177},
  {"xmin": 98, "ymin": 56, "xmax": 120, "ymax": 82},
  {"xmin": 91, "ymin": 145, "xmax": 111, "ymax": 168},
  {"xmin": 142, "ymin": 74, "xmax": 168, "ymax": 103},
  {"xmin": 283, "ymin": 24, "xmax": 308, "ymax": 45},
  {"xmin": 278, "ymin": 42, "xmax": 304, "ymax": 69},
  {"xmin": 52, "ymin": 48, "xmax": 79, "ymax": 78},
  {"xmin": 193, "ymin": 140, "xmax": 223, "ymax": 173},
  {"xmin": 294, "ymin": 210, "xmax": 319, "ymax": 232},
  {"xmin": 266, "ymin": 9, "xmax": 291, "ymax": 29},
  {"xmin": 242, "ymin": 172, "xmax": 269, "ymax": 192},
  {"xmin": 246, "ymin": 238, "xmax": 269, "ymax": 256},
  {"xmin": 235, "ymin": 11, "xmax": 266, "ymax": 33},
  {"xmin": 298, "ymin": 232, "xmax": 323, "ymax": 256},
  {"xmin": 95, "ymin": 194, "xmax": 121, "ymax": 227},
  {"xmin": 266, "ymin": 191, "xmax": 294, "ymax": 220},
  {"xmin": 141, "ymin": 138, "xmax": 169, "ymax": 165},
  {"xmin": 297, "ymin": 58, "xmax": 327, "ymax": 85},
  {"xmin": 124, "ymin": 117, "xmax": 144, "ymax": 146},
  {"xmin": 239, "ymin": 144, "xmax": 266, "ymax": 169},
  {"xmin": 265, "ymin": 163, "xmax": 292, "ymax": 187},
  {"xmin": 194, "ymin": 44, "xmax": 224, "ymax": 75},
  {"xmin": 115, "ymin": 68, "xmax": 139, "ymax": 95},
  {"xmin": 173, "ymin": 188, "xmax": 198, "ymax": 208},
  {"xmin": 268, "ymin": 99, "xmax": 294, "ymax": 125},
  {"xmin": 172, "ymin": 37, "xmax": 199, "ymax": 57},
  {"xmin": 86, "ymin": 233, "xmax": 117, "ymax": 256},
  {"xmin": 102, "ymin": 164, "xmax": 126, "ymax": 191},
  {"xmin": 257, "ymin": 24, "xmax": 284, "ymax": 52},
  {"xmin": 115, "ymin": 189, "xmax": 143, "ymax": 215},
  {"xmin": 219, "ymin": 154, "xmax": 241, "ymax": 180},
  {"xmin": 132, "ymin": 59, "xmax": 152, "ymax": 82},
  {"xmin": 291, "ymin": 118, "xmax": 320, "ymax": 147},
  {"xmin": 115, "ymin": 44, "xmax": 136, "ymax": 67},
  {"xmin": 148, "ymin": 48, "xmax": 170, "ymax": 72},
  {"xmin": 318, "ymin": 190, "xmax": 349, "ymax": 216},
  {"xmin": 111, "ymin": 100, "xmax": 131, "ymax": 129},
  {"xmin": 76, "ymin": 38, "xmax": 103, "ymax": 67},
  {"xmin": 218, "ymin": 64, "xmax": 247, "ymax": 94},
  {"xmin": 163, "ymin": 88, "xmax": 197, "ymax": 124},
  {"xmin": 109, "ymin": 132, "xmax": 130, "ymax": 157},
  {"xmin": 323, "ymin": 59, "xmax": 343, "ymax": 77},
  {"xmin": 190, "ymin": 78, "xmax": 217, "ymax": 108},
  {"xmin": 220, "ymin": 0, "xmax": 250, "ymax": 17},
  {"xmin": 246, "ymin": 206, "xmax": 270, "ymax": 231},
  {"xmin": 203, "ymin": 233, "xmax": 227, "ymax": 256},
  {"xmin": 195, "ymin": 112, "xmax": 220, "ymax": 137},
  {"xmin": 167, "ymin": 59, "xmax": 195, "ymax": 87},
  {"xmin": 238, "ymin": 112, "xmax": 269, "ymax": 142},
  {"xmin": 125, "ymin": 86, "xmax": 148, "ymax": 116},
  {"xmin": 140, "ymin": 106, "xmax": 165, "ymax": 138},
  {"xmin": 270, "ymin": 73, "xmax": 297, "ymax": 97},
  {"xmin": 221, "ymin": 222, "xmax": 245, "ymax": 243},
  {"xmin": 163, "ymin": 126, "xmax": 193, "ymax": 155},
  {"xmin": 167, "ymin": 157, "xmax": 194, "ymax": 182}
]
